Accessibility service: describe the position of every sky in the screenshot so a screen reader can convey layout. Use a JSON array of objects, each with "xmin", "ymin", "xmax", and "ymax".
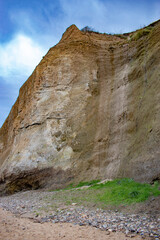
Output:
[{"xmin": 0, "ymin": 0, "xmax": 160, "ymax": 127}]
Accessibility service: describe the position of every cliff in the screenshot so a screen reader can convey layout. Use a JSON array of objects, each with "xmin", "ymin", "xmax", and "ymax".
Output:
[{"xmin": 0, "ymin": 21, "xmax": 160, "ymax": 194}]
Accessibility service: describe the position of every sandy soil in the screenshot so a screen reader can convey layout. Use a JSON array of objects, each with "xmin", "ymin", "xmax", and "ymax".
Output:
[{"xmin": 0, "ymin": 208, "xmax": 144, "ymax": 240}]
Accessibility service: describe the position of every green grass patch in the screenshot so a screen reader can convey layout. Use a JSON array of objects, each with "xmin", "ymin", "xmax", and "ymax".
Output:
[
  {"xmin": 90, "ymin": 178, "xmax": 160, "ymax": 205},
  {"xmin": 47, "ymin": 178, "xmax": 160, "ymax": 210}
]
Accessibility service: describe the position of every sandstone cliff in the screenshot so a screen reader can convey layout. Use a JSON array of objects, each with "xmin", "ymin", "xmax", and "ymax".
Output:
[{"xmin": 0, "ymin": 21, "xmax": 160, "ymax": 194}]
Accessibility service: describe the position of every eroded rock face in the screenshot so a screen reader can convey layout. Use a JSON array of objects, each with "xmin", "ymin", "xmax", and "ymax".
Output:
[{"xmin": 0, "ymin": 22, "xmax": 160, "ymax": 193}]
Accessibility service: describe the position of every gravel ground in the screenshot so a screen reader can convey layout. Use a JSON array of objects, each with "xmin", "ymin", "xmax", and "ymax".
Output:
[
  {"xmin": 1, "ymin": 208, "xmax": 143, "ymax": 240},
  {"xmin": 0, "ymin": 190, "xmax": 160, "ymax": 239}
]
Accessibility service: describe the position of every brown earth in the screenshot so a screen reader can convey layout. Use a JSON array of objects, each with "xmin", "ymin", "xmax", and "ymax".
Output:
[
  {"xmin": 0, "ymin": 208, "xmax": 144, "ymax": 240},
  {"xmin": 0, "ymin": 20, "xmax": 160, "ymax": 194}
]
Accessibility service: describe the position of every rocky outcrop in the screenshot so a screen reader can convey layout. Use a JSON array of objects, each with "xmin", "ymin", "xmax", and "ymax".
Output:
[{"xmin": 0, "ymin": 22, "xmax": 160, "ymax": 194}]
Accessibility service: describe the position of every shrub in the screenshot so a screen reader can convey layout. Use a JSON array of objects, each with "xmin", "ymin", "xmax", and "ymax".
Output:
[
  {"xmin": 131, "ymin": 28, "xmax": 151, "ymax": 41},
  {"xmin": 81, "ymin": 26, "xmax": 94, "ymax": 32}
]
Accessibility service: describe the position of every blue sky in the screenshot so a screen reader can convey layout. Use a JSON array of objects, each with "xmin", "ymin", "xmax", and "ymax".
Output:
[{"xmin": 0, "ymin": 0, "xmax": 160, "ymax": 127}]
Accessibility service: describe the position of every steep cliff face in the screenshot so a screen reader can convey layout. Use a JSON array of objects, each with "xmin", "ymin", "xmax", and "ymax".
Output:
[{"xmin": 0, "ymin": 22, "xmax": 160, "ymax": 194}]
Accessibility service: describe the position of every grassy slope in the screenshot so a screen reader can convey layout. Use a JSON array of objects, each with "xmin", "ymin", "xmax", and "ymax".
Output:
[{"xmin": 46, "ymin": 179, "xmax": 160, "ymax": 211}]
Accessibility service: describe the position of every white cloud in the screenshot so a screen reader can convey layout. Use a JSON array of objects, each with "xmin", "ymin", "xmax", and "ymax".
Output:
[
  {"xmin": 0, "ymin": 1, "xmax": 159, "ymax": 85},
  {"xmin": 9, "ymin": 7, "xmax": 61, "ymax": 49},
  {"xmin": 0, "ymin": 34, "xmax": 46, "ymax": 83}
]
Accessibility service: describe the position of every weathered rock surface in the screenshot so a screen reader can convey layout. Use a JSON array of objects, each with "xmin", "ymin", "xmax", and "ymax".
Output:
[{"xmin": 0, "ymin": 21, "xmax": 160, "ymax": 193}]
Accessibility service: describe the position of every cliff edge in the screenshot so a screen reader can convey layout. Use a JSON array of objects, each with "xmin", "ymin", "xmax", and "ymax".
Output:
[{"xmin": 0, "ymin": 21, "xmax": 160, "ymax": 194}]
